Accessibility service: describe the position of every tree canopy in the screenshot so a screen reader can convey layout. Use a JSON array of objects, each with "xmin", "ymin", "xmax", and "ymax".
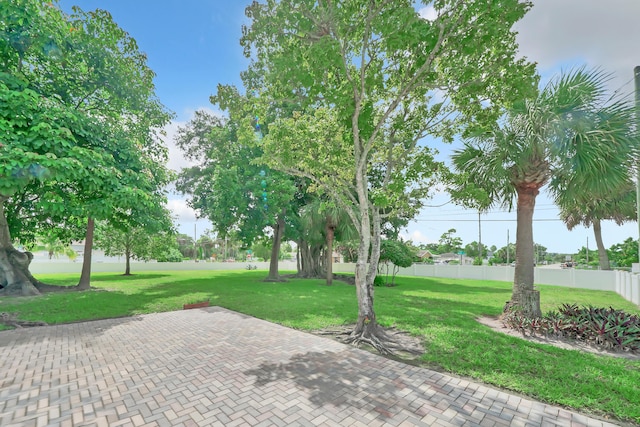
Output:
[
  {"xmin": 241, "ymin": 0, "xmax": 536, "ymax": 350},
  {"xmin": 0, "ymin": 0, "xmax": 172, "ymax": 294},
  {"xmin": 453, "ymin": 67, "xmax": 637, "ymax": 317}
]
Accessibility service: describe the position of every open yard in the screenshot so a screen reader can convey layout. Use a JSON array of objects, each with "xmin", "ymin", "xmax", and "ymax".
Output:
[{"xmin": 1, "ymin": 270, "xmax": 639, "ymax": 424}]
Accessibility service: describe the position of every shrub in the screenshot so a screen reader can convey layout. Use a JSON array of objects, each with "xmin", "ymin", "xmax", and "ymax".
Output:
[
  {"xmin": 373, "ymin": 275, "xmax": 385, "ymax": 287},
  {"xmin": 502, "ymin": 304, "xmax": 640, "ymax": 353},
  {"xmin": 155, "ymin": 248, "xmax": 184, "ymax": 262}
]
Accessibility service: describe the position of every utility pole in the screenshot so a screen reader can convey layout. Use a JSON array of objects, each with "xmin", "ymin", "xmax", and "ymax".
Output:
[
  {"xmin": 478, "ymin": 211, "xmax": 482, "ymax": 260},
  {"xmin": 635, "ymin": 66, "xmax": 640, "ymax": 262},
  {"xmin": 586, "ymin": 236, "xmax": 589, "ymax": 265},
  {"xmin": 194, "ymin": 222, "xmax": 197, "ymax": 262},
  {"xmin": 506, "ymin": 229, "xmax": 510, "ymax": 265}
]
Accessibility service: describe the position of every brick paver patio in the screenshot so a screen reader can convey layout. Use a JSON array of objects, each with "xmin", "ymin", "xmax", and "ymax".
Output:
[{"xmin": 0, "ymin": 307, "xmax": 620, "ymax": 426}]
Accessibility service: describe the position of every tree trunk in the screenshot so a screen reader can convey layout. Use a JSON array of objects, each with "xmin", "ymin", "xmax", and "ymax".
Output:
[
  {"xmin": 346, "ymin": 174, "xmax": 390, "ymax": 352},
  {"xmin": 266, "ymin": 213, "xmax": 285, "ymax": 281},
  {"xmin": 326, "ymin": 224, "xmax": 335, "ymax": 285},
  {"xmin": 77, "ymin": 217, "xmax": 95, "ymax": 290},
  {"xmin": 0, "ymin": 197, "xmax": 40, "ymax": 295},
  {"xmin": 592, "ymin": 219, "xmax": 611, "ymax": 270},
  {"xmin": 297, "ymin": 240, "xmax": 323, "ymax": 278},
  {"xmin": 124, "ymin": 248, "xmax": 131, "ymax": 275},
  {"xmin": 366, "ymin": 208, "xmax": 382, "ymax": 287},
  {"xmin": 506, "ymin": 186, "xmax": 542, "ymax": 318}
]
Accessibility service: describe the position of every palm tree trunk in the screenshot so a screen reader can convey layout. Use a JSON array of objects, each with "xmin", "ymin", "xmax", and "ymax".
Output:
[
  {"xmin": 507, "ymin": 186, "xmax": 541, "ymax": 318},
  {"xmin": 592, "ymin": 219, "xmax": 611, "ymax": 270},
  {"xmin": 77, "ymin": 217, "xmax": 94, "ymax": 290}
]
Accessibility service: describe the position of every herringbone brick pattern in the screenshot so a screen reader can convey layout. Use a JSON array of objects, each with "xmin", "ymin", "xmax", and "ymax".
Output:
[{"xmin": 0, "ymin": 307, "xmax": 620, "ymax": 426}]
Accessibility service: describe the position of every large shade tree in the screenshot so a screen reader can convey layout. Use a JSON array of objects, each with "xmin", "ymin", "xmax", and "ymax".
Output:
[
  {"xmin": 0, "ymin": 0, "xmax": 172, "ymax": 294},
  {"xmin": 242, "ymin": 0, "xmax": 536, "ymax": 350},
  {"xmin": 453, "ymin": 68, "xmax": 637, "ymax": 317},
  {"xmin": 174, "ymin": 95, "xmax": 298, "ymax": 281}
]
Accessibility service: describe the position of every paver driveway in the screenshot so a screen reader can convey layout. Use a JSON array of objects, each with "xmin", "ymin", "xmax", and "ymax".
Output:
[{"xmin": 0, "ymin": 307, "xmax": 620, "ymax": 426}]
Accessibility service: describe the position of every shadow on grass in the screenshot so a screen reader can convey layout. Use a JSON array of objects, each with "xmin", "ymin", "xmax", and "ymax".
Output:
[{"xmin": 396, "ymin": 277, "xmax": 510, "ymax": 295}]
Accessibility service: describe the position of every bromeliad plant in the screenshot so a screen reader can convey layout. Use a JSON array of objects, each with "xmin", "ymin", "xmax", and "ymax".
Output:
[{"xmin": 502, "ymin": 304, "xmax": 640, "ymax": 353}]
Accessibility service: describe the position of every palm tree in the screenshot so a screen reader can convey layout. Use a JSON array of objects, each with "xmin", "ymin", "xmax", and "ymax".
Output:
[
  {"xmin": 452, "ymin": 67, "xmax": 636, "ymax": 318},
  {"xmin": 299, "ymin": 198, "xmax": 356, "ymax": 284},
  {"xmin": 557, "ymin": 182, "xmax": 636, "ymax": 270}
]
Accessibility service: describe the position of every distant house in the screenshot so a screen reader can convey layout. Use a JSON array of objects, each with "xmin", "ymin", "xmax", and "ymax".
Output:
[
  {"xmin": 416, "ymin": 250, "xmax": 434, "ymax": 262},
  {"xmin": 435, "ymin": 252, "xmax": 474, "ymax": 265}
]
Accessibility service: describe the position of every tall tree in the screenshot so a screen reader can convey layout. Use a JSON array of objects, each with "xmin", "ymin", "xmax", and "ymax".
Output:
[
  {"xmin": 0, "ymin": 1, "xmax": 172, "ymax": 294},
  {"xmin": 95, "ymin": 205, "xmax": 175, "ymax": 275},
  {"xmin": 558, "ymin": 179, "xmax": 636, "ymax": 271},
  {"xmin": 174, "ymin": 102, "xmax": 298, "ymax": 281},
  {"xmin": 453, "ymin": 68, "xmax": 636, "ymax": 317},
  {"xmin": 242, "ymin": 0, "xmax": 536, "ymax": 350},
  {"xmin": 437, "ymin": 229, "xmax": 463, "ymax": 254}
]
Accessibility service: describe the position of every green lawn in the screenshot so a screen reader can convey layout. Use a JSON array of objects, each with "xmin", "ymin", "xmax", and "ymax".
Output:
[{"xmin": 1, "ymin": 270, "xmax": 639, "ymax": 424}]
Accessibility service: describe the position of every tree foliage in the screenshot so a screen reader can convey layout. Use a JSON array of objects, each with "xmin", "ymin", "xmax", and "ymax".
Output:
[
  {"xmin": 378, "ymin": 239, "xmax": 414, "ymax": 286},
  {"xmin": 608, "ymin": 238, "xmax": 639, "ymax": 268},
  {"xmin": 0, "ymin": 0, "xmax": 172, "ymax": 294},
  {"xmin": 175, "ymin": 87, "xmax": 299, "ymax": 280},
  {"xmin": 95, "ymin": 222, "xmax": 178, "ymax": 275},
  {"xmin": 453, "ymin": 68, "xmax": 636, "ymax": 317},
  {"xmin": 437, "ymin": 228, "xmax": 463, "ymax": 254},
  {"xmin": 241, "ymin": 0, "xmax": 535, "ymax": 351}
]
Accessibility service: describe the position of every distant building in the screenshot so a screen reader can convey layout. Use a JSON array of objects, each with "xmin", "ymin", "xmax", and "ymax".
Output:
[
  {"xmin": 434, "ymin": 252, "xmax": 474, "ymax": 265},
  {"xmin": 416, "ymin": 250, "xmax": 434, "ymax": 262}
]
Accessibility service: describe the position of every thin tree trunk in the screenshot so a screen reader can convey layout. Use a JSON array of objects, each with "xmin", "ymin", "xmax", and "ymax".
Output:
[
  {"xmin": 326, "ymin": 224, "xmax": 334, "ymax": 285},
  {"xmin": 77, "ymin": 217, "xmax": 94, "ymax": 290},
  {"xmin": 592, "ymin": 219, "xmax": 611, "ymax": 270},
  {"xmin": 366, "ymin": 208, "xmax": 382, "ymax": 287},
  {"xmin": 507, "ymin": 186, "xmax": 541, "ymax": 318},
  {"xmin": 124, "ymin": 248, "xmax": 131, "ymax": 275},
  {"xmin": 350, "ymin": 176, "xmax": 384, "ymax": 349},
  {"xmin": 266, "ymin": 213, "xmax": 285, "ymax": 281}
]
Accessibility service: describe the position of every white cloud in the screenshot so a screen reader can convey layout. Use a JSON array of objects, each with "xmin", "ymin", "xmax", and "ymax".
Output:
[
  {"xmin": 166, "ymin": 198, "xmax": 198, "ymax": 222},
  {"xmin": 400, "ymin": 229, "xmax": 435, "ymax": 245},
  {"xmin": 514, "ymin": 0, "xmax": 640, "ymax": 93},
  {"xmin": 418, "ymin": 5, "xmax": 437, "ymax": 21},
  {"xmin": 162, "ymin": 106, "xmax": 224, "ymax": 173}
]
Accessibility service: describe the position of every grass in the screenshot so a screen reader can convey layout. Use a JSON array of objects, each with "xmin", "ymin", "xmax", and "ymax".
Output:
[{"xmin": 1, "ymin": 270, "xmax": 639, "ymax": 423}]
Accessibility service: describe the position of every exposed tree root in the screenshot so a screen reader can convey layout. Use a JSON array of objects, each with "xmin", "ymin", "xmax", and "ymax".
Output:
[
  {"xmin": 1, "ymin": 312, "xmax": 47, "ymax": 328},
  {"xmin": 315, "ymin": 324, "xmax": 424, "ymax": 357}
]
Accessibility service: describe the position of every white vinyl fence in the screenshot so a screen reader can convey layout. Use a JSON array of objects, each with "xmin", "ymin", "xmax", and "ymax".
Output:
[
  {"xmin": 30, "ymin": 260, "xmax": 639, "ymax": 306},
  {"xmin": 332, "ymin": 263, "xmax": 640, "ymax": 306}
]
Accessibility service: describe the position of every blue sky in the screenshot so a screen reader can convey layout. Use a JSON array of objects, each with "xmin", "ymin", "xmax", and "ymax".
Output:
[{"xmin": 58, "ymin": 0, "xmax": 640, "ymax": 254}]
